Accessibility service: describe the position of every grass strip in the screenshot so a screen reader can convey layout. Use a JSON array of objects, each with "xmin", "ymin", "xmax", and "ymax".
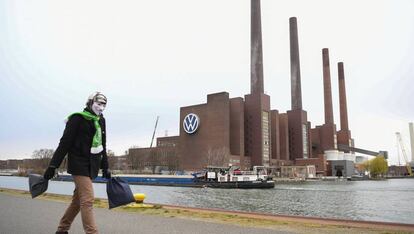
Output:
[{"xmin": 0, "ymin": 187, "xmax": 411, "ymax": 234}]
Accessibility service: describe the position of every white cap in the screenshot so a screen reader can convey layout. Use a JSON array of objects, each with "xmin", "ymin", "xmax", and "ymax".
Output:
[{"xmin": 86, "ymin": 92, "xmax": 107, "ymax": 107}]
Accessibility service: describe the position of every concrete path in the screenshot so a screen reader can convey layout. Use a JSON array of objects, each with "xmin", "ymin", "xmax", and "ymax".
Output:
[{"xmin": 0, "ymin": 193, "xmax": 291, "ymax": 234}]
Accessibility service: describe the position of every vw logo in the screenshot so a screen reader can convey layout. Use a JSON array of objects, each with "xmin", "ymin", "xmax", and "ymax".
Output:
[{"xmin": 183, "ymin": 113, "xmax": 200, "ymax": 134}]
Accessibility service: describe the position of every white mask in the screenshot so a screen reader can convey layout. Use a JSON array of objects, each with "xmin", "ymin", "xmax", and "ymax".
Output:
[{"xmin": 91, "ymin": 101, "xmax": 106, "ymax": 116}]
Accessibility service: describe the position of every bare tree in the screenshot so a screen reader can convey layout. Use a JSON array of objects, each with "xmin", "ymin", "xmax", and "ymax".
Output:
[
  {"xmin": 148, "ymin": 149, "xmax": 160, "ymax": 174},
  {"xmin": 127, "ymin": 146, "xmax": 180, "ymax": 174},
  {"xmin": 107, "ymin": 149, "xmax": 115, "ymax": 157},
  {"xmin": 166, "ymin": 149, "xmax": 179, "ymax": 173},
  {"xmin": 32, "ymin": 149, "xmax": 54, "ymax": 169},
  {"xmin": 204, "ymin": 146, "xmax": 230, "ymax": 167},
  {"xmin": 127, "ymin": 148, "xmax": 142, "ymax": 171},
  {"xmin": 158, "ymin": 146, "xmax": 179, "ymax": 174}
]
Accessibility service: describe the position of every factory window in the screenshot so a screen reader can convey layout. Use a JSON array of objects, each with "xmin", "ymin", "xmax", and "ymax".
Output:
[
  {"xmin": 302, "ymin": 124, "xmax": 308, "ymax": 159},
  {"xmin": 262, "ymin": 111, "xmax": 270, "ymax": 167}
]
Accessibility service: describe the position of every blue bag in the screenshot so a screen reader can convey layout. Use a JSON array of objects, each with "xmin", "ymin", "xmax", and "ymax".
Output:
[{"xmin": 106, "ymin": 177, "xmax": 135, "ymax": 209}]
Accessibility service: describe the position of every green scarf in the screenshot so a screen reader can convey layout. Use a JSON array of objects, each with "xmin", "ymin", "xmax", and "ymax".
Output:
[{"xmin": 68, "ymin": 111, "xmax": 103, "ymax": 154}]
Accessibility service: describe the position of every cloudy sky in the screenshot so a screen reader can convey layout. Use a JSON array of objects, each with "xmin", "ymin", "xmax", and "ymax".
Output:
[{"xmin": 0, "ymin": 0, "xmax": 413, "ymax": 165}]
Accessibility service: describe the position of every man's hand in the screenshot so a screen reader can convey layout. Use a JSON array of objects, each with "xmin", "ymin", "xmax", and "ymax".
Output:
[
  {"xmin": 43, "ymin": 166, "xmax": 56, "ymax": 180},
  {"xmin": 102, "ymin": 169, "xmax": 111, "ymax": 179}
]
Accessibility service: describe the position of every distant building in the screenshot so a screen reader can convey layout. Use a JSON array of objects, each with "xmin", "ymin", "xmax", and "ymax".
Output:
[
  {"xmin": 6, "ymin": 159, "xmax": 23, "ymax": 170},
  {"xmin": 0, "ymin": 160, "xmax": 7, "ymax": 170},
  {"xmin": 108, "ymin": 155, "xmax": 129, "ymax": 171},
  {"xmin": 280, "ymin": 165, "xmax": 316, "ymax": 179}
]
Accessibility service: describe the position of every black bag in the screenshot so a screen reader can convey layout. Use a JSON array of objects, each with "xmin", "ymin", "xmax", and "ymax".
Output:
[
  {"xmin": 28, "ymin": 174, "xmax": 49, "ymax": 198},
  {"xmin": 106, "ymin": 177, "xmax": 135, "ymax": 209}
]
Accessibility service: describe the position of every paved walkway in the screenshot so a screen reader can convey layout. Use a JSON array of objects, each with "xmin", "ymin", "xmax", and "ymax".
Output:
[{"xmin": 0, "ymin": 193, "xmax": 291, "ymax": 234}]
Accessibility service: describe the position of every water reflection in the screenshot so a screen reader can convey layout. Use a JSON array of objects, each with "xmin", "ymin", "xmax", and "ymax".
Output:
[{"xmin": 1, "ymin": 176, "xmax": 413, "ymax": 224}]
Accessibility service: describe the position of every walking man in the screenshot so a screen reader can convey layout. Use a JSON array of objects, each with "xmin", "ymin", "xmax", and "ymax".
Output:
[{"xmin": 44, "ymin": 92, "xmax": 111, "ymax": 234}]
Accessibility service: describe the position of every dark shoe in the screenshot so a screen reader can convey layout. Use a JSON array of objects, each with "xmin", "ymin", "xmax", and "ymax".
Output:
[{"xmin": 55, "ymin": 231, "xmax": 68, "ymax": 234}]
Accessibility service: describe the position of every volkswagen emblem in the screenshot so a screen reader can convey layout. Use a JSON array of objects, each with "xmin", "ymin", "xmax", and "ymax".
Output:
[{"xmin": 183, "ymin": 113, "xmax": 200, "ymax": 134}]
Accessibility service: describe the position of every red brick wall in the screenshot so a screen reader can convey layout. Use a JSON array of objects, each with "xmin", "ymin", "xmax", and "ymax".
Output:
[
  {"xmin": 244, "ymin": 93, "xmax": 271, "ymax": 166},
  {"xmin": 287, "ymin": 109, "xmax": 311, "ymax": 160},
  {"xmin": 337, "ymin": 129, "xmax": 352, "ymax": 152},
  {"xmin": 230, "ymin": 97, "xmax": 245, "ymax": 168},
  {"xmin": 311, "ymin": 126, "xmax": 321, "ymax": 155},
  {"xmin": 319, "ymin": 123, "xmax": 337, "ymax": 152},
  {"xmin": 279, "ymin": 113, "xmax": 290, "ymax": 161},
  {"xmin": 179, "ymin": 92, "xmax": 231, "ymax": 170},
  {"xmin": 271, "ymin": 110, "xmax": 280, "ymax": 160},
  {"xmin": 295, "ymin": 155, "xmax": 327, "ymax": 175}
]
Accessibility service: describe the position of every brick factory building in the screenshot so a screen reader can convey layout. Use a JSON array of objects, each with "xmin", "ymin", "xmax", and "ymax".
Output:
[{"xmin": 129, "ymin": 0, "xmax": 383, "ymax": 176}]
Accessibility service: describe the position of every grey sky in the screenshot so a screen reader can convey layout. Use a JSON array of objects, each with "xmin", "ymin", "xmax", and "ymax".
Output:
[{"xmin": 0, "ymin": 0, "xmax": 413, "ymax": 165}]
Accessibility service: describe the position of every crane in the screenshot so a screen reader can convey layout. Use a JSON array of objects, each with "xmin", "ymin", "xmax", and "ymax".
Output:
[
  {"xmin": 396, "ymin": 132, "xmax": 413, "ymax": 176},
  {"xmin": 150, "ymin": 116, "xmax": 159, "ymax": 148}
]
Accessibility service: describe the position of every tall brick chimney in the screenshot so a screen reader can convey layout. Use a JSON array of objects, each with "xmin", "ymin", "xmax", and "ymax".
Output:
[
  {"xmin": 245, "ymin": 0, "xmax": 271, "ymax": 167},
  {"xmin": 312, "ymin": 48, "xmax": 338, "ymax": 154},
  {"xmin": 290, "ymin": 17, "xmax": 302, "ymax": 110},
  {"xmin": 322, "ymin": 48, "xmax": 334, "ymax": 125},
  {"xmin": 336, "ymin": 61, "xmax": 351, "ymax": 150},
  {"xmin": 338, "ymin": 62, "xmax": 349, "ymax": 131},
  {"xmin": 286, "ymin": 17, "xmax": 311, "ymax": 160},
  {"xmin": 250, "ymin": 0, "xmax": 264, "ymax": 94}
]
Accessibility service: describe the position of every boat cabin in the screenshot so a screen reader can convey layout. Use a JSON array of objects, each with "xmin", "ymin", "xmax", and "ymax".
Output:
[{"xmin": 200, "ymin": 166, "xmax": 270, "ymax": 182}]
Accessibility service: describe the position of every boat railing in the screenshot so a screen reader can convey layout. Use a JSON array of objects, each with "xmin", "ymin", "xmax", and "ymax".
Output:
[{"xmin": 238, "ymin": 171, "xmax": 255, "ymax": 175}]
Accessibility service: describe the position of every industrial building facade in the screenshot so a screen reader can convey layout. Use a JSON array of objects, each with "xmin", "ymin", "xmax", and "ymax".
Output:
[{"xmin": 129, "ymin": 0, "xmax": 364, "ymax": 176}]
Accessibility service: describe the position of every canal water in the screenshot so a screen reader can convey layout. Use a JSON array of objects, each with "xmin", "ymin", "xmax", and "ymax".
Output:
[{"xmin": 1, "ymin": 176, "xmax": 413, "ymax": 224}]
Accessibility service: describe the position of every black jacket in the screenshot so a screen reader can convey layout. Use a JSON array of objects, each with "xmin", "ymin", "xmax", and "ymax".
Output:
[{"xmin": 49, "ymin": 108, "xmax": 109, "ymax": 179}]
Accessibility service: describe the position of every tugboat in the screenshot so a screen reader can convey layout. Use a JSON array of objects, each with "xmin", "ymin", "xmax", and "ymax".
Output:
[{"xmin": 193, "ymin": 166, "xmax": 275, "ymax": 189}]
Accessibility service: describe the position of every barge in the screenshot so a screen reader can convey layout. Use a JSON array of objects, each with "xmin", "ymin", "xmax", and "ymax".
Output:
[
  {"xmin": 56, "ymin": 174, "xmax": 199, "ymax": 187},
  {"xmin": 55, "ymin": 166, "xmax": 275, "ymax": 189}
]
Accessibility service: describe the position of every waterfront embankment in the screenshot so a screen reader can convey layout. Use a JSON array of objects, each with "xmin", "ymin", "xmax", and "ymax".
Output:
[
  {"xmin": 1, "ymin": 188, "xmax": 413, "ymax": 234},
  {"xmin": 3, "ymin": 176, "xmax": 414, "ymax": 224}
]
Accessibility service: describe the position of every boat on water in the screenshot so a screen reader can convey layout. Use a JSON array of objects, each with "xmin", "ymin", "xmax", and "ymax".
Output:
[
  {"xmin": 56, "ymin": 173, "xmax": 197, "ymax": 187},
  {"xmin": 192, "ymin": 166, "xmax": 275, "ymax": 189},
  {"xmin": 55, "ymin": 166, "xmax": 275, "ymax": 189},
  {"xmin": 347, "ymin": 174, "xmax": 369, "ymax": 181}
]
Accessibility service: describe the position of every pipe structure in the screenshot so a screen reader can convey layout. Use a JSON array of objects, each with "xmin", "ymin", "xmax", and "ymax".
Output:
[
  {"xmin": 289, "ymin": 17, "xmax": 302, "ymax": 110},
  {"xmin": 338, "ymin": 62, "xmax": 349, "ymax": 131},
  {"xmin": 322, "ymin": 48, "xmax": 334, "ymax": 124},
  {"xmin": 250, "ymin": 0, "xmax": 264, "ymax": 94}
]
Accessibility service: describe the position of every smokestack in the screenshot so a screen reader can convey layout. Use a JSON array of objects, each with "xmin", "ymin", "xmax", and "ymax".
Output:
[
  {"xmin": 322, "ymin": 48, "xmax": 334, "ymax": 124},
  {"xmin": 338, "ymin": 62, "xmax": 349, "ymax": 131},
  {"xmin": 410, "ymin": 122, "xmax": 414, "ymax": 162},
  {"xmin": 251, "ymin": 0, "xmax": 264, "ymax": 94},
  {"xmin": 289, "ymin": 17, "xmax": 302, "ymax": 110}
]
